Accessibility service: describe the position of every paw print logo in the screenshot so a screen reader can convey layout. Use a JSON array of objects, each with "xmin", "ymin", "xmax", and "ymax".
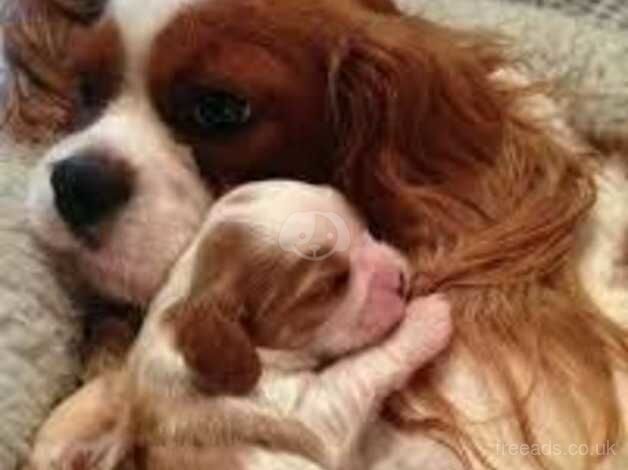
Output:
[{"xmin": 279, "ymin": 211, "xmax": 351, "ymax": 260}]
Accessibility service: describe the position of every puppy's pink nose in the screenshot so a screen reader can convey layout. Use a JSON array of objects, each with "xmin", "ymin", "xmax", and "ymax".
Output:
[
  {"xmin": 371, "ymin": 269, "xmax": 406, "ymax": 295},
  {"xmin": 354, "ymin": 233, "xmax": 410, "ymax": 286}
]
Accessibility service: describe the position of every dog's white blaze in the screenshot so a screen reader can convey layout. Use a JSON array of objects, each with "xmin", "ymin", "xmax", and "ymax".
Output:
[{"xmin": 108, "ymin": 0, "xmax": 198, "ymax": 66}]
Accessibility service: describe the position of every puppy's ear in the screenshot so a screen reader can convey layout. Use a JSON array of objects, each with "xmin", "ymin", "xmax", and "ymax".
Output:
[{"xmin": 172, "ymin": 300, "xmax": 262, "ymax": 395}]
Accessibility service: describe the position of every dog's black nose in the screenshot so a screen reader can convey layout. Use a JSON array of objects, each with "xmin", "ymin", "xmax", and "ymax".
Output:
[{"xmin": 51, "ymin": 153, "xmax": 134, "ymax": 230}]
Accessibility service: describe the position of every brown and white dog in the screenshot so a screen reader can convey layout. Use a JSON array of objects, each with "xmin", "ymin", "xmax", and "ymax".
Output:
[
  {"xmin": 27, "ymin": 181, "xmax": 453, "ymax": 470},
  {"xmin": 3, "ymin": 0, "xmax": 628, "ymax": 469}
]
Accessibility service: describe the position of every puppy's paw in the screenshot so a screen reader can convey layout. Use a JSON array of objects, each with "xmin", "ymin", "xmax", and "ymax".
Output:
[{"xmin": 395, "ymin": 294, "xmax": 453, "ymax": 366}]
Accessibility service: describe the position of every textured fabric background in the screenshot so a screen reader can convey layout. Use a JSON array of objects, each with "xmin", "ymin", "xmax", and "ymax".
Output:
[
  {"xmin": 399, "ymin": 0, "xmax": 628, "ymax": 149},
  {"xmin": 513, "ymin": 0, "xmax": 628, "ymax": 30}
]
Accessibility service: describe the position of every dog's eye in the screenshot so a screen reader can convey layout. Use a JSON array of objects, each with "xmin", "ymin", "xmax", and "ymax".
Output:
[
  {"xmin": 69, "ymin": 73, "xmax": 115, "ymax": 130},
  {"xmin": 78, "ymin": 76, "xmax": 99, "ymax": 108},
  {"xmin": 174, "ymin": 87, "xmax": 252, "ymax": 135},
  {"xmin": 77, "ymin": 74, "xmax": 108, "ymax": 111},
  {"xmin": 194, "ymin": 92, "xmax": 251, "ymax": 131}
]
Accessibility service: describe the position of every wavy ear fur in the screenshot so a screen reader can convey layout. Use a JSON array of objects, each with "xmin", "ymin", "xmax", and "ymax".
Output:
[
  {"xmin": 328, "ymin": 8, "xmax": 628, "ymax": 470},
  {"xmin": 172, "ymin": 299, "xmax": 262, "ymax": 396},
  {"xmin": 1, "ymin": 0, "xmax": 79, "ymax": 141},
  {"xmin": 329, "ymin": 15, "xmax": 513, "ymax": 245}
]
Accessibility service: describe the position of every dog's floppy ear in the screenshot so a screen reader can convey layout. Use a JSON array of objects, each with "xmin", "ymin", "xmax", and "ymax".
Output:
[
  {"xmin": 2, "ymin": 0, "xmax": 74, "ymax": 140},
  {"xmin": 172, "ymin": 299, "xmax": 262, "ymax": 395},
  {"xmin": 1, "ymin": 0, "xmax": 105, "ymax": 141},
  {"xmin": 328, "ymin": 14, "xmax": 511, "ymax": 243}
]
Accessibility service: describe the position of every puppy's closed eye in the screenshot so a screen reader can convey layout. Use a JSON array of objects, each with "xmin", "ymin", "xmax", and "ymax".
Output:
[
  {"xmin": 303, "ymin": 268, "xmax": 351, "ymax": 305},
  {"xmin": 328, "ymin": 269, "xmax": 351, "ymax": 292}
]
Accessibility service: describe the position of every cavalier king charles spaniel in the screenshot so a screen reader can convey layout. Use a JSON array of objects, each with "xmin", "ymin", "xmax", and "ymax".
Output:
[{"xmin": 3, "ymin": 0, "xmax": 628, "ymax": 468}]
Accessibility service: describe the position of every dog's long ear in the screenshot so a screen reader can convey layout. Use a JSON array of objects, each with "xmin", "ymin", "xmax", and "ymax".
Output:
[
  {"xmin": 328, "ymin": 14, "xmax": 513, "ymax": 245},
  {"xmin": 172, "ymin": 299, "xmax": 262, "ymax": 395},
  {"xmin": 1, "ymin": 0, "xmax": 75, "ymax": 140}
]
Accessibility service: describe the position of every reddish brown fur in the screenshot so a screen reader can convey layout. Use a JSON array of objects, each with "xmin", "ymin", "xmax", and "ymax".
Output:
[
  {"xmin": 172, "ymin": 299, "xmax": 262, "ymax": 395},
  {"xmin": 187, "ymin": 220, "xmax": 351, "ymax": 349},
  {"xmin": 149, "ymin": 5, "xmax": 334, "ymax": 183},
  {"xmin": 1, "ymin": 3, "xmax": 123, "ymax": 141},
  {"xmin": 1, "ymin": 0, "xmax": 74, "ymax": 140},
  {"xmin": 62, "ymin": 20, "xmax": 124, "ymax": 129},
  {"xmin": 5, "ymin": 0, "xmax": 628, "ymax": 469}
]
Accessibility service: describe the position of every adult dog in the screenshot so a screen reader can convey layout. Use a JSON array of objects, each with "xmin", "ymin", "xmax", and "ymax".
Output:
[{"xmin": 3, "ymin": 0, "xmax": 628, "ymax": 468}]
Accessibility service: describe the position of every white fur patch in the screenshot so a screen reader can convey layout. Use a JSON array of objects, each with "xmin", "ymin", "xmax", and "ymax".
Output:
[{"xmin": 108, "ymin": 0, "xmax": 199, "ymax": 66}]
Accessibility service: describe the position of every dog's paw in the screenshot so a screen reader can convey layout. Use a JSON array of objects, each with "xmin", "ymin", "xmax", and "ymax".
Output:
[{"xmin": 26, "ymin": 377, "xmax": 131, "ymax": 470}]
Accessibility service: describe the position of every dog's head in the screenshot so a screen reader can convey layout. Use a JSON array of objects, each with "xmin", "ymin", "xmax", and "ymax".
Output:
[
  {"xmin": 3, "ymin": 0, "xmax": 509, "ymax": 305},
  {"xmin": 152, "ymin": 181, "xmax": 410, "ymax": 394}
]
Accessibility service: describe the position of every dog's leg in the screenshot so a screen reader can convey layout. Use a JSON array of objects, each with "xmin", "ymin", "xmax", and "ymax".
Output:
[{"xmin": 26, "ymin": 374, "xmax": 131, "ymax": 470}]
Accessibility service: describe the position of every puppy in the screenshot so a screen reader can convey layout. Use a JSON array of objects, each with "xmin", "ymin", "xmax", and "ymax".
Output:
[{"xmin": 27, "ymin": 181, "xmax": 452, "ymax": 470}]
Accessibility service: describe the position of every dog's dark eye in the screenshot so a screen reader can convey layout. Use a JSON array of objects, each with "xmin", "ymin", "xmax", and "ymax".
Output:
[
  {"xmin": 173, "ymin": 87, "xmax": 252, "ymax": 135},
  {"xmin": 55, "ymin": 0, "xmax": 106, "ymax": 22},
  {"xmin": 193, "ymin": 92, "xmax": 251, "ymax": 131},
  {"xmin": 70, "ymin": 73, "xmax": 115, "ymax": 130},
  {"xmin": 78, "ymin": 75, "xmax": 101, "ymax": 109},
  {"xmin": 76, "ymin": 73, "xmax": 115, "ymax": 113}
]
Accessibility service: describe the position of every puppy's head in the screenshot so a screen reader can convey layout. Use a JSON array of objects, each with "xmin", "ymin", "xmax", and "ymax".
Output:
[{"xmin": 160, "ymin": 182, "xmax": 410, "ymax": 395}]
